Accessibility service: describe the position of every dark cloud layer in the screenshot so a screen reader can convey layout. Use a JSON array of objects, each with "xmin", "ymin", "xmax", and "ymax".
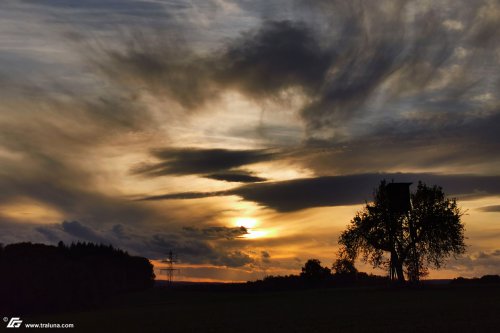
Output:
[
  {"xmin": 214, "ymin": 20, "xmax": 332, "ymax": 98},
  {"xmin": 205, "ymin": 171, "xmax": 267, "ymax": 183},
  {"xmin": 134, "ymin": 147, "xmax": 276, "ymax": 182},
  {"xmin": 233, "ymin": 173, "xmax": 500, "ymax": 212},
  {"xmin": 182, "ymin": 226, "xmax": 248, "ymax": 240},
  {"xmin": 140, "ymin": 191, "xmax": 226, "ymax": 201},
  {"xmin": 61, "ymin": 220, "xmax": 109, "ymax": 244},
  {"xmin": 138, "ymin": 147, "xmax": 274, "ymax": 175},
  {"xmin": 141, "ymin": 173, "xmax": 500, "ymax": 212}
]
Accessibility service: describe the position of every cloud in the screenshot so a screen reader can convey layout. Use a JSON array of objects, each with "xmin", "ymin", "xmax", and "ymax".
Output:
[
  {"xmin": 478, "ymin": 205, "xmax": 500, "ymax": 213},
  {"xmin": 234, "ymin": 173, "xmax": 500, "ymax": 211},
  {"xmin": 300, "ymin": 107, "xmax": 500, "ymax": 176},
  {"xmin": 446, "ymin": 249, "xmax": 500, "ymax": 277},
  {"xmin": 230, "ymin": 175, "xmax": 377, "ymax": 212},
  {"xmin": 61, "ymin": 220, "xmax": 109, "ymax": 244},
  {"xmin": 111, "ymin": 224, "xmax": 130, "ymax": 240},
  {"xmin": 20, "ymin": 0, "xmax": 164, "ymax": 12},
  {"xmin": 35, "ymin": 226, "xmax": 63, "ymax": 243},
  {"xmin": 147, "ymin": 233, "xmax": 254, "ymax": 267},
  {"xmin": 477, "ymin": 249, "xmax": 500, "ymax": 259},
  {"xmin": 95, "ymin": 20, "xmax": 330, "ymax": 109},
  {"xmin": 182, "ymin": 226, "xmax": 248, "ymax": 240},
  {"xmin": 149, "ymin": 234, "xmax": 212, "ymax": 258},
  {"xmin": 16, "ymin": 0, "xmax": 175, "ymax": 30},
  {"xmin": 261, "ymin": 250, "xmax": 271, "ymax": 264},
  {"xmin": 213, "ymin": 20, "xmax": 332, "ymax": 98},
  {"xmin": 205, "ymin": 171, "xmax": 267, "ymax": 183},
  {"xmin": 297, "ymin": 1, "xmax": 455, "ymax": 128},
  {"xmin": 97, "ymin": 40, "xmax": 216, "ymax": 110},
  {"xmin": 0, "ymin": 153, "xmax": 162, "ymax": 227},
  {"xmin": 140, "ymin": 173, "xmax": 500, "ymax": 212},
  {"xmin": 0, "ymin": 221, "xmax": 54, "ymax": 245},
  {"xmin": 217, "ymin": 250, "xmax": 253, "ymax": 267},
  {"xmin": 0, "ymin": 154, "xmax": 151, "ymax": 222},
  {"xmin": 139, "ymin": 191, "xmax": 226, "ymax": 201},
  {"xmin": 133, "ymin": 147, "xmax": 276, "ymax": 179}
]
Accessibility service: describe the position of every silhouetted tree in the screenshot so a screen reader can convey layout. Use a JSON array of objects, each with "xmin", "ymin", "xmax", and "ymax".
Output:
[
  {"xmin": 339, "ymin": 181, "xmax": 466, "ymax": 283},
  {"xmin": 332, "ymin": 257, "xmax": 357, "ymax": 274},
  {"xmin": 331, "ymin": 257, "xmax": 358, "ymax": 283},
  {"xmin": 300, "ymin": 259, "xmax": 331, "ymax": 283}
]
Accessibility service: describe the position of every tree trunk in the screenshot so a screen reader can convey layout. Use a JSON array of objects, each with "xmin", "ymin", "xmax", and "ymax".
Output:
[
  {"xmin": 391, "ymin": 250, "xmax": 405, "ymax": 283},
  {"xmin": 395, "ymin": 261, "xmax": 405, "ymax": 283}
]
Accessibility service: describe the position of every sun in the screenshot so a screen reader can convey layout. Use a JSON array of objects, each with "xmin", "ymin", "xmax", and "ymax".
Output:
[
  {"xmin": 234, "ymin": 217, "xmax": 272, "ymax": 239},
  {"xmin": 234, "ymin": 217, "xmax": 258, "ymax": 229}
]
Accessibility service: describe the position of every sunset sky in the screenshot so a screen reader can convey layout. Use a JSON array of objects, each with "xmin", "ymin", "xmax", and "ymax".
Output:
[{"xmin": 1, "ymin": 0, "xmax": 500, "ymax": 282}]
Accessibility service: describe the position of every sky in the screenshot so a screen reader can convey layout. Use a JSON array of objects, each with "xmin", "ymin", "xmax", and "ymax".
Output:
[{"xmin": 0, "ymin": 0, "xmax": 500, "ymax": 282}]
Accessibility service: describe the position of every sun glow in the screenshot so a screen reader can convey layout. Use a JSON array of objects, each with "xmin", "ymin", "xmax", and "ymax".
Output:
[
  {"xmin": 234, "ymin": 217, "xmax": 258, "ymax": 229},
  {"xmin": 234, "ymin": 217, "xmax": 272, "ymax": 239},
  {"xmin": 244, "ymin": 229, "xmax": 269, "ymax": 239}
]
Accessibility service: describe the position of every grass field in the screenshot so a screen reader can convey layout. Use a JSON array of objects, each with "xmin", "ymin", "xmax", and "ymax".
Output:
[{"xmin": 27, "ymin": 284, "xmax": 500, "ymax": 332}]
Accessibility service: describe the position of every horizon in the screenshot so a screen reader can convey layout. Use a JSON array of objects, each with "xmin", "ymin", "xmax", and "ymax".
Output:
[{"xmin": 1, "ymin": 0, "xmax": 500, "ymax": 282}]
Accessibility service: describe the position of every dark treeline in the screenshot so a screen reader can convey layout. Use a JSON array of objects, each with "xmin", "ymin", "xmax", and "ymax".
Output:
[
  {"xmin": 0, "ymin": 242, "xmax": 155, "ymax": 314},
  {"xmin": 246, "ymin": 259, "xmax": 388, "ymax": 291},
  {"xmin": 248, "ymin": 259, "xmax": 500, "ymax": 291},
  {"xmin": 245, "ymin": 273, "xmax": 388, "ymax": 292},
  {"xmin": 162, "ymin": 259, "xmax": 389, "ymax": 293},
  {"xmin": 451, "ymin": 275, "xmax": 500, "ymax": 285}
]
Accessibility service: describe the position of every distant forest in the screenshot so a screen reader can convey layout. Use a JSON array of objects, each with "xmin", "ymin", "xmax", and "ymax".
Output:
[{"xmin": 0, "ymin": 242, "xmax": 154, "ymax": 314}]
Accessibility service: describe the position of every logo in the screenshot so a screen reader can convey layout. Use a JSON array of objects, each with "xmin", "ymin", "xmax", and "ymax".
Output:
[{"xmin": 6, "ymin": 317, "xmax": 23, "ymax": 328}]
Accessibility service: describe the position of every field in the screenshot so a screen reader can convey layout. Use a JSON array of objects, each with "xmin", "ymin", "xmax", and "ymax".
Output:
[{"xmin": 27, "ymin": 284, "xmax": 500, "ymax": 332}]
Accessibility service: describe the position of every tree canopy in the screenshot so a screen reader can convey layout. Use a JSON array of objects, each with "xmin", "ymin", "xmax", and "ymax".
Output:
[
  {"xmin": 300, "ymin": 259, "xmax": 332, "ymax": 282},
  {"xmin": 338, "ymin": 180, "xmax": 466, "ymax": 283},
  {"xmin": 332, "ymin": 257, "xmax": 358, "ymax": 276}
]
